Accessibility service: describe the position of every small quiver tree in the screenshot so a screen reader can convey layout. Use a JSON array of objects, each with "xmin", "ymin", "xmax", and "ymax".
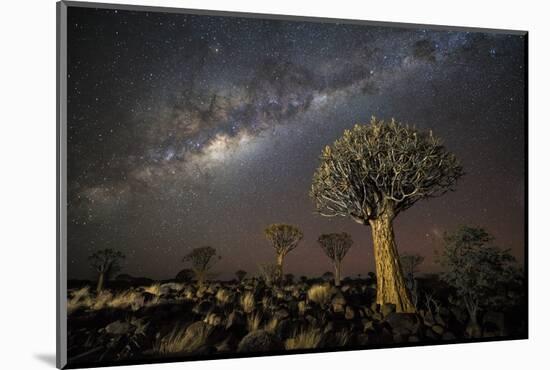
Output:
[
  {"xmin": 88, "ymin": 248, "xmax": 125, "ymax": 292},
  {"xmin": 183, "ymin": 246, "xmax": 220, "ymax": 287},
  {"xmin": 317, "ymin": 232, "xmax": 353, "ymax": 287},
  {"xmin": 264, "ymin": 224, "xmax": 303, "ymax": 284},
  {"xmin": 310, "ymin": 117, "xmax": 463, "ymax": 312}
]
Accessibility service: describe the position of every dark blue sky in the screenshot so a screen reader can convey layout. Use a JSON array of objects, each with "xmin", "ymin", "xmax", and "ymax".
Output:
[{"xmin": 66, "ymin": 6, "xmax": 525, "ymax": 280}]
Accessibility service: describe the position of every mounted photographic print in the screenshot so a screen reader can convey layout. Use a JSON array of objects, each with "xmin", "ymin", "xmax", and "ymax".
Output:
[{"xmin": 56, "ymin": 1, "xmax": 528, "ymax": 368}]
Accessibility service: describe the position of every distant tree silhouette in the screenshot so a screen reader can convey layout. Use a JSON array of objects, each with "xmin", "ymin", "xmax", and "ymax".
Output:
[
  {"xmin": 400, "ymin": 253, "xmax": 425, "ymax": 281},
  {"xmin": 311, "ymin": 118, "xmax": 463, "ymax": 312},
  {"xmin": 182, "ymin": 246, "xmax": 220, "ymax": 286},
  {"xmin": 438, "ymin": 226, "xmax": 519, "ymax": 337},
  {"xmin": 284, "ymin": 273, "xmax": 295, "ymax": 285},
  {"xmin": 264, "ymin": 224, "xmax": 303, "ymax": 284},
  {"xmin": 317, "ymin": 232, "xmax": 353, "ymax": 287},
  {"xmin": 175, "ymin": 268, "xmax": 195, "ymax": 283},
  {"xmin": 88, "ymin": 248, "xmax": 125, "ymax": 292},
  {"xmin": 235, "ymin": 269, "xmax": 247, "ymax": 282}
]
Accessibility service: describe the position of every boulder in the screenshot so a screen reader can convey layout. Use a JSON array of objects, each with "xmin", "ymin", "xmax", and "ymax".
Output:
[
  {"xmin": 273, "ymin": 308, "xmax": 290, "ymax": 321},
  {"xmin": 384, "ymin": 313, "xmax": 421, "ymax": 336},
  {"xmin": 193, "ymin": 300, "xmax": 214, "ymax": 316},
  {"xmin": 226, "ymin": 310, "xmax": 246, "ymax": 331},
  {"xmin": 345, "ymin": 306, "xmax": 356, "ymax": 320},
  {"xmin": 381, "ymin": 303, "xmax": 396, "ymax": 317},
  {"xmin": 331, "ymin": 293, "xmax": 347, "ymax": 313},
  {"xmin": 274, "ymin": 319, "xmax": 294, "ymax": 340},
  {"xmin": 105, "ymin": 320, "xmax": 133, "ymax": 335},
  {"xmin": 442, "ymin": 331, "xmax": 456, "ymax": 340},
  {"xmin": 237, "ymin": 330, "xmax": 283, "ymax": 353},
  {"xmin": 431, "ymin": 324, "xmax": 445, "ymax": 335}
]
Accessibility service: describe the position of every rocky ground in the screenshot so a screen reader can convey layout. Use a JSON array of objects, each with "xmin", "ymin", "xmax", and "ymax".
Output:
[{"xmin": 66, "ymin": 276, "xmax": 526, "ymax": 367}]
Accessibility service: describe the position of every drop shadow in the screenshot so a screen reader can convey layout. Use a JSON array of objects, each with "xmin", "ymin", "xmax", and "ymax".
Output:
[{"xmin": 34, "ymin": 353, "xmax": 56, "ymax": 367}]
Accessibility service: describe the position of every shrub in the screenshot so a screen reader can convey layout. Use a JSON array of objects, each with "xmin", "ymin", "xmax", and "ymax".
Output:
[
  {"xmin": 143, "ymin": 283, "xmax": 162, "ymax": 296},
  {"xmin": 264, "ymin": 317, "xmax": 279, "ymax": 333},
  {"xmin": 215, "ymin": 288, "xmax": 232, "ymax": 305},
  {"xmin": 241, "ymin": 291, "xmax": 255, "ymax": 314},
  {"xmin": 307, "ymin": 284, "xmax": 331, "ymax": 306},
  {"xmin": 154, "ymin": 323, "xmax": 213, "ymax": 354},
  {"xmin": 247, "ymin": 312, "xmax": 263, "ymax": 332}
]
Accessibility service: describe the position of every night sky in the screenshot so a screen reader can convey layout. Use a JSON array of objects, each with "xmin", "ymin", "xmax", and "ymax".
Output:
[{"xmin": 67, "ymin": 6, "xmax": 525, "ymax": 280}]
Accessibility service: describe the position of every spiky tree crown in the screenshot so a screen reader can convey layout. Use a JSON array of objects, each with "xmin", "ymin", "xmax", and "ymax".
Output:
[
  {"xmin": 310, "ymin": 117, "xmax": 464, "ymax": 223},
  {"xmin": 183, "ymin": 246, "xmax": 219, "ymax": 273},
  {"xmin": 89, "ymin": 248, "xmax": 125, "ymax": 274},
  {"xmin": 318, "ymin": 232, "xmax": 353, "ymax": 262},
  {"xmin": 264, "ymin": 223, "xmax": 303, "ymax": 257}
]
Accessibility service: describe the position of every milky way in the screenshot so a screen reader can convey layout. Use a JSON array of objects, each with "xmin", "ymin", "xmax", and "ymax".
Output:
[{"xmin": 67, "ymin": 6, "xmax": 526, "ymax": 280}]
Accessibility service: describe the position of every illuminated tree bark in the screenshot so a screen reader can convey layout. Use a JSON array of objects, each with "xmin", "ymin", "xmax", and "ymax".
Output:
[{"xmin": 369, "ymin": 212, "xmax": 415, "ymax": 312}]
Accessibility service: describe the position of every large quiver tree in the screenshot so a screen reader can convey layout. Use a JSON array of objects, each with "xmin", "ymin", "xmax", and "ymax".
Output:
[
  {"xmin": 310, "ymin": 117, "xmax": 463, "ymax": 312},
  {"xmin": 317, "ymin": 232, "xmax": 353, "ymax": 287}
]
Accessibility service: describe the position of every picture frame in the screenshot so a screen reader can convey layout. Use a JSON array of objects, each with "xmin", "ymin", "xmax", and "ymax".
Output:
[{"xmin": 57, "ymin": 1, "xmax": 528, "ymax": 368}]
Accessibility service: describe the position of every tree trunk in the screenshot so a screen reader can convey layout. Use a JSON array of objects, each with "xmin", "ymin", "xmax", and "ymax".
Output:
[
  {"xmin": 276, "ymin": 254, "xmax": 284, "ymax": 284},
  {"xmin": 196, "ymin": 270, "xmax": 205, "ymax": 287},
  {"xmin": 334, "ymin": 260, "xmax": 341, "ymax": 287},
  {"xmin": 369, "ymin": 212, "xmax": 415, "ymax": 313},
  {"xmin": 96, "ymin": 272, "xmax": 105, "ymax": 293}
]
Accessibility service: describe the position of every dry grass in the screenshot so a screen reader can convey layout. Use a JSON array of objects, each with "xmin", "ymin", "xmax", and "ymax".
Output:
[
  {"xmin": 240, "ymin": 291, "xmax": 255, "ymax": 314},
  {"xmin": 215, "ymin": 288, "xmax": 232, "ymax": 305},
  {"xmin": 261, "ymin": 296, "xmax": 273, "ymax": 308},
  {"xmin": 298, "ymin": 301, "xmax": 307, "ymax": 315},
  {"xmin": 154, "ymin": 324, "xmax": 213, "ymax": 354},
  {"xmin": 109, "ymin": 290, "xmax": 145, "ymax": 310},
  {"xmin": 285, "ymin": 328, "xmax": 323, "ymax": 350},
  {"xmin": 67, "ymin": 286, "xmax": 160, "ymax": 313},
  {"xmin": 247, "ymin": 312, "xmax": 263, "ymax": 332},
  {"xmin": 264, "ymin": 317, "xmax": 279, "ymax": 333},
  {"xmin": 333, "ymin": 331, "xmax": 351, "ymax": 347},
  {"xmin": 67, "ymin": 286, "xmax": 94, "ymax": 314},
  {"xmin": 143, "ymin": 283, "xmax": 162, "ymax": 296},
  {"xmin": 307, "ymin": 284, "xmax": 331, "ymax": 306}
]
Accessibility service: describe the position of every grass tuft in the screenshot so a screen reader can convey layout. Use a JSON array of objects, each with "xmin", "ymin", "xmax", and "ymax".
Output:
[
  {"xmin": 285, "ymin": 328, "xmax": 324, "ymax": 350},
  {"xmin": 307, "ymin": 284, "xmax": 331, "ymax": 306}
]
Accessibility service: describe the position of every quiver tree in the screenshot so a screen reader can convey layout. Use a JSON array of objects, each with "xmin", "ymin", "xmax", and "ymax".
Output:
[
  {"xmin": 310, "ymin": 118, "xmax": 464, "ymax": 312},
  {"xmin": 400, "ymin": 253, "xmax": 425, "ymax": 282},
  {"xmin": 264, "ymin": 224, "xmax": 303, "ymax": 284},
  {"xmin": 182, "ymin": 246, "xmax": 220, "ymax": 286},
  {"xmin": 317, "ymin": 232, "xmax": 353, "ymax": 287},
  {"xmin": 88, "ymin": 248, "xmax": 125, "ymax": 292}
]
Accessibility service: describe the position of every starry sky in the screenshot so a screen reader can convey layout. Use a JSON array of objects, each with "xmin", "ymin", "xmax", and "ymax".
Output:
[{"xmin": 66, "ymin": 6, "xmax": 526, "ymax": 280}]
